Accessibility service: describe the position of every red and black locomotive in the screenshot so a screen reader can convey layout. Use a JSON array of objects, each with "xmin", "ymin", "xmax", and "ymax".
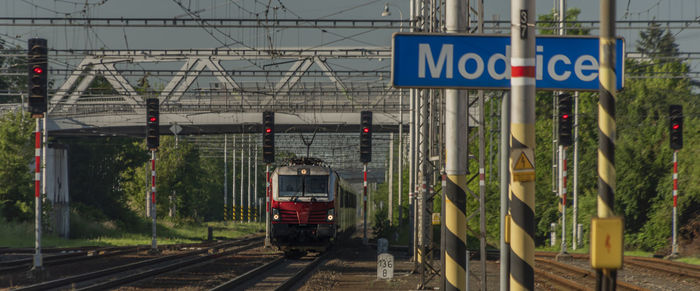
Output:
[{"xmin": 270, "ymin": 158, "xmax": 357, "ymax": 254}]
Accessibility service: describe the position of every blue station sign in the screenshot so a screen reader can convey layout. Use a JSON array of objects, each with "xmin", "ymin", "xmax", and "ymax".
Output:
[{"xmin": 392, "ymin": 33, "xmax": 624, "ymax": 91}]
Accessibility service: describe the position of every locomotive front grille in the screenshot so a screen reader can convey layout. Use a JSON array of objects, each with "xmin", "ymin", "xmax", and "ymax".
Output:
[{"xmin": 278, "ymin": 209, "xmax": 331, "ymax": 224}]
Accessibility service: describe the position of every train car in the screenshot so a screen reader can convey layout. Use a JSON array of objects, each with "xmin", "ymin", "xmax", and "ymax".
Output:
[{"xmin": 270, "ymin": 158, "xmax": 357, "ymax": 255}]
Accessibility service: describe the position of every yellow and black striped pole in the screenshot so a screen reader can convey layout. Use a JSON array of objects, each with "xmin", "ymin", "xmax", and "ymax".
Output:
[
  {"xmin": 443, "ymin": 0, "xmax": 468, "ymax": 290},
  {"xmin": 597, "ymin": 0, "xmax": 618, "ymax": 289},
  {"xmin": 510, "ymin": 0, "xmax": 536, "ymax": 290}
]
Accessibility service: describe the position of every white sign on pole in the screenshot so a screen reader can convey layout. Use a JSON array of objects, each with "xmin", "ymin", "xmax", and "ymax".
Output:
[
  {"xmin": 169, "ymin": 123, "xmax": 182, "ymax": 135},
  {"xmin": 377, "ymin": 253, "xmax": 394, "ymax": 279}
]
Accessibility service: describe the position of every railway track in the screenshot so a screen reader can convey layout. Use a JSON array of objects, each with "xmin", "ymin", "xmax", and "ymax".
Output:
[
  {"xmin": 534, "ymin": 257, "xmax": 649, "ymax": 291},
  {"xmin": 212, "ymin": 251, "xmax": 329, "ymax": 291},
  {"xmin": 625, "ymin": 256, "xmax": 700, "ymax": 280},
  {"xmin": 0, "ymin": 241, "xmax": 223, "ymax": 274},
  {"xmin": 536, "ymin": 251, "xmax": 700, "ymax": 280},
  {"xmin": 12, "ymin": 236, "xmax": 263, "ymax": 291}
]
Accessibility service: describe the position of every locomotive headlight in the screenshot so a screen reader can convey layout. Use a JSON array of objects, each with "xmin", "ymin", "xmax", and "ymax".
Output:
[
  {"xmin": 272, "ymin": 208, "xmax": 280, "ymax": 221},
  {"xmin": 327, "ymin": 209, "xmax": 335, "ymax": 222}
]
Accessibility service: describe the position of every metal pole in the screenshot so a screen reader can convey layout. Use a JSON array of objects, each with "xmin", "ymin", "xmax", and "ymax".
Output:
[
  {"xmin": 478, "ymin": 91, "xmax": 488, "ymax": 291},
  {"xmin": 598, "ymin": 0, "xmax": 617, "ymax": 289},
  {"xmin": 672, "ymin": 150, "xmax": 679, "ymax": 255},
  {"xmin": 363, "ymin": 163, "xmax": 368, "ymax": 244},
  {"xmin": 254, "ymin": 145, "xmax": 258, "ymax": 222},
  {"xmin": 408, "ymin": 0, "xmax": 417, "ymax": 261},
  {"xmin": 477, "ymin": 2, "xmax": 488, "ymax": 289},
  {"xmin": 248, "ymin": 136, "xmax": 252, "ymax": 223},
  {"xmin": 240, "ymin": 137, "xmax": 245, "ymax": 223},
  {"xmin": 445, "ymin": 1, "xmax": 468, "ymax": 289},
  {"xmin": 573, "ymin": 91, "xmax": 579, "ymax": 250},
  {"xmin": 388, "ymin": 132, "xmax": 394, "ymax": 225},
  {"xmin": 224, "ymin": 134, "xmax": 228, "ymax": 222},
  {"xmin": 559, "ymin": 145, "xmax": 568, "ymax": 254},
  {"xmin": 151, "ymin": 150, "xmax": 158, "ymax": 252},
  {"xmin": 265, "ymin": 164, "xmax": 271, "ymax": 247},
  {"xmin": 500, "ymin": 93, "xmax": 511, "ymax": 291},
  {"xmin": 398, "ymin": 92, "xmax": 404, "ymax": 227},
  {"xmin": 510, "ymin": 0, "xmax": 536, "ymax": 290},
  {"xmin": 233, "ymin": 135, "xmax": 237, "ymax": 222},
  {"xmin": 418, "ymin": 84, "xmax": 430, "ymax": 287},
  {"xmin": 32, "ymin": 118, "xmax": 43, "ymax": 270}
]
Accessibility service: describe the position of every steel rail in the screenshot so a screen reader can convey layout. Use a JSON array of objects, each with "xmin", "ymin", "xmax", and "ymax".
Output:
[
  {"xmin": 625, "ymin": 257, "xmax": 700, "ymax": 280},
  {"xmin": 14, "ymin": 236, "xmax": 262, "ymax": 291},
  {"xmin": 626, "ymin": 256, "xmax": 700, "ymax": 272},
  {"xmin": 210, "ymin": 257, "xmax": 285, "ymax": 291},
  {"xmin": 211, "ymin": 251, "xmax": 329, "ymax": 291},
  {"xmin": 534, "ymin": 257, "xmax": 649, "ymax": 291}
]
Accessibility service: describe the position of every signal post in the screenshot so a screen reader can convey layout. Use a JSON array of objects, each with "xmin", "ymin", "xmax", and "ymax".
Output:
[
  {"xmin": 262, "ymin": 112, "xmax": 274, "ymax": 247},
  {"xmin": 669, "ymin": 105, "xmax": 683, "ymax": 257},
  {"xmin": 360, "ymin": 111, "xmax": 372, "ymax": 245},
  {"xmin": 557, "ymin": 93, "xmax": 573, "ymax": 258},
  {"xmin": 28, "ymin": 38, "xmax": 48, "ymax": 273},
  {"xmin": 146, "ymin": 98, "xmax": 160, "ymax": 253}
]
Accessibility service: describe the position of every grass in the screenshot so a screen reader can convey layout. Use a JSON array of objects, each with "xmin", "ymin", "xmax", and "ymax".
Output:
[
  {"xmin": 0, "ymin": 219, "xmax": 264, "ymax": 248},
  {"xmin": 676, "ymin": 256, "xmax": 700, "ymax": 265}
]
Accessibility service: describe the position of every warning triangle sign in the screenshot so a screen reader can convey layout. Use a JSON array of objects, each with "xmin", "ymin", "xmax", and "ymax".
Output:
[{"xmin": 514, "ymin": 152, "xmax": 534, "ymax": 170}]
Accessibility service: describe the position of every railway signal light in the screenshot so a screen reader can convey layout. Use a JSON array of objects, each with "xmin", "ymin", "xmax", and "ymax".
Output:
[
  {"xmin": 146, "ymin": 98, "xmax": 159, "ymax": 150},
  {"xmin": 558, "ymin": 93, "xmax": 573, "ymax": 147},
  {"xmin": 263, "ymin": 111, "xmax": 275, "ymax": 163},
  {"xmin": 669, "ymin": 105, "xmax": 683, "ymax": 150},
  {"xmin": 360, "ymin": 111, "xmax": 372, "ymax": 163},
  {"xmin": 27, "ymin": 38, "xmax": 48, "ymax": 118}
]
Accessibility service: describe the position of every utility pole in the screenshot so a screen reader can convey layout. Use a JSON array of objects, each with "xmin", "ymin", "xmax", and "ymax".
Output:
[
  {"xmin": 388, "ymin": 132, "xmax": 394, "ymax": 225},
  {"xmin": 150, "ymin": 150, "xmax": 158, "ymax": 253},
  {"xmin": 265, "ymin": 163, "xmax": 271, "ymax": 246},
  {"xmin": 573, "ymin": 91, "xmax": 580, "ymax": 249},
  {"xmin": 254, "ymin": 145, "xmax": 258, "ymax": 222},
  {"xmin": 398, "ymin": 92, "xmax": 404, "ymax": 227},
  {"xmin": 499, "ymin": 93, "xmax": 511, "ymax": 291},
  {"xmin": 596, "ymin": 0, "xmax": 619, "ymax": 289},
  {"xmin": 240, "ymin": 135, "xmax": 245, "ymax": 223},
  {"xmin": 363, "ymin": 163, "xmax": 368, "ymax": 244},
  {"xmin": 510, "ymin": 1, "xmax": 536, "ymax": 290},
  {"xmin": 32, "ymin": 118, "xmax": 43, "ymax": 271},
  {"xmin": 444, "ymin": 0, "xmax": 468, "ymax": 290},
  {"xmin": 224, "ymin": 134, "xmax": 228, "ymax": 223},
  {"xmin": 233, "ymin": 135, "xmax": 237, "ymax": 222},
  {"xmin": 247, "ymin": 135, "xmax": 252, "ymax": 223}
]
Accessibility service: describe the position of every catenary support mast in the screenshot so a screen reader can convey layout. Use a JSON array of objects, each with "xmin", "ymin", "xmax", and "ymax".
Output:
[{"xmin": 509, "ymin": 0, "xmax": 536, "ymax": 289}]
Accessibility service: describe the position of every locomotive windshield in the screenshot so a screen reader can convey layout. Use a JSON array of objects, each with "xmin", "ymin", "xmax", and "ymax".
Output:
[{"xmin": 278, "ymin": 175, "xmax": 329, "ymax": 197}]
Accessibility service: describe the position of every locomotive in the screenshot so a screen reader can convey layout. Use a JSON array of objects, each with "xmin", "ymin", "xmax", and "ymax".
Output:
[{"xmin": 270, "ymin": 158, "xmax": 358, "ymax": 255}]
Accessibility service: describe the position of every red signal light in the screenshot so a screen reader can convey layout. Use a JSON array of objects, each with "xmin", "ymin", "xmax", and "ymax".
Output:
[
  {"xmin": 562, "ymin": 114, "xmax": 569, "ymax": 119},
  {"xmin": 672, "ymin": 124, "xmax": 680, "ymax": 130},
  {"xmin": 265, "ymin": 127, "xmax": 272, "ymax": 133},
  {"xmin": 363, "ymin": 127, "xmax": 370, "ymax": 133},
  {"xmin": 149, "ymin": 117, "xmax": 157, "ymax": 122},
  {"xmin": 33, "ymin": 67, "xmax": 43, "ymax": 74}
]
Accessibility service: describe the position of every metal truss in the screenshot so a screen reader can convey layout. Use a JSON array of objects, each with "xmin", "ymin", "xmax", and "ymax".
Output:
[
  {"xmin": 47, "ymin": 47, "xmax": 395, "ymax": 116},
  {"xmin": 2, "ymin": 16, "xmax": 699, "ymax": 30},
  {"xmin": 0, "ymin": 17, "xmax": 412, "ymax": 29}
]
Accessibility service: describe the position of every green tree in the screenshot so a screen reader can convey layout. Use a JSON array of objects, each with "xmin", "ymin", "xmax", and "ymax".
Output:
[
  {"xmin": 65, "ymin": 137, "xmax": 146, "ymax": 225},
  {"xmin": 537, "ymin": 8, "xmax": 590, "ymax": 35},
  {"xmin": 0, "ymin": 111, "xmax": 34, "ymax": 221},
  {"xmin": 617, "ymin": 22, "xmax": 696, "ymax": 251},
  {"xmin": 0, "ymin": 38, "xmax": 27, "ymax": 104}
]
